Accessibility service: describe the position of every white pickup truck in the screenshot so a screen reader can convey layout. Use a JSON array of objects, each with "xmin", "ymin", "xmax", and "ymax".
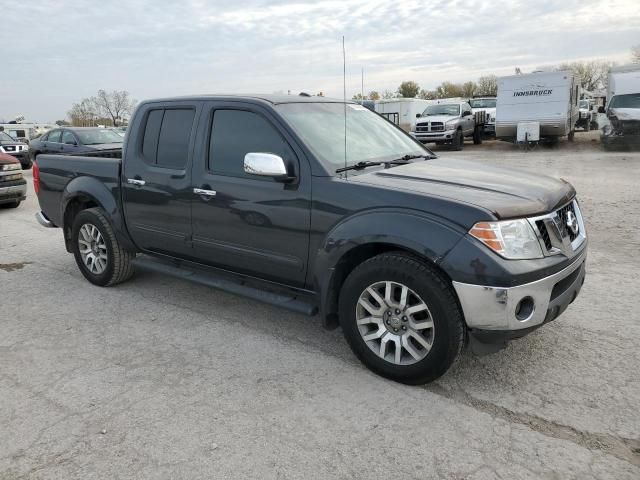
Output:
[
  {"xmin": 410, "ymin": 101, "xmax": 483, "ymax": 150},
  {"xmin": 469, "ymin": 97, "xmax": 496, "ymax": 136}
]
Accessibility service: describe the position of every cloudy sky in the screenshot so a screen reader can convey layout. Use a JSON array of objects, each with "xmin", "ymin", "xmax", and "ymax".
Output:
[{"xmin": 1, "ymin": 0, "xmax": 638, "ymax": 122}]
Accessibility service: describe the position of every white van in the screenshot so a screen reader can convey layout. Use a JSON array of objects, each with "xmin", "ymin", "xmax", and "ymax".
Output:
[{"xmin": 495, "ymin": 71, "xmax": 580, "ymax": 142}]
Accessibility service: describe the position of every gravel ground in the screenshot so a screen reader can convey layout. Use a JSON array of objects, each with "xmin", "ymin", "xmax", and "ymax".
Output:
[{"xmin": 1, "ymin": 131, "xmax": 639, "ymax": 479}]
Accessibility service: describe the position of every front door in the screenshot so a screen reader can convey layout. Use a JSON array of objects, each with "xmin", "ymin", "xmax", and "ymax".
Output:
[
  {"xmin": 190, "ymin": 102, "xmax": 311, "ymax": 286},
  {"xmin": 122, "ymin": 102, "xmax": 201, "ymax": 257}
]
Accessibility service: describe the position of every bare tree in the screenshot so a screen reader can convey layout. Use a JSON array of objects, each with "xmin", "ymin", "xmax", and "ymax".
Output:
[
  {"xmin": 92, "ymin": 90, "xmax": 136, "ymax": 127},
  {"xmin": 397, "ymin": 81, "xmax": 421, "ymax": 98},
  {"xmin": 418, "ymin": 89, "xmax": 437, "ymax": 100},
  {"xmin": 632, "ymin": 44, "xmax": 640, "ymax": 63},
  {"xmin": 68, "ymin": 98, "xmax": 99, "ymax": 127},
  {"xmin": 381, "ymin": 89, "xmax": 396, "ymax": 99},
  {"xmin": 461, "ymin": 81, "xmax": 477, "ymax": 98},
  {"xmin": 476, "ymin": 75, "xmax": 498, "ymax": 96},
  {"xmin": 555, "ymin": 61, "xmax": 611, "ymax": 92}
]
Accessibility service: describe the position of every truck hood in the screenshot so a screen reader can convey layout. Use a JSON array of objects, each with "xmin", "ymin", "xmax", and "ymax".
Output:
[
  {"xmin": 416, "ymin": 115, "xmax": 458, "ymax": 124},
  {"xmin": 350, "ymin": 158, "xmax": 575, "ymax": 219},
  {"xmin": 609, "ymin": 108, "xmax": 640, "ymax": 121}
]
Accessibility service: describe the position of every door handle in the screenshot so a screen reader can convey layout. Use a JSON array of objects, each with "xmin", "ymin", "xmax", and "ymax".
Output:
[
  {"xmin": 193, "ymin": 188, "xmax": 216, "ymax": 197},
  {"xmin": 127, "ymin": 178, "xmax": 146, "ymax": 186}
]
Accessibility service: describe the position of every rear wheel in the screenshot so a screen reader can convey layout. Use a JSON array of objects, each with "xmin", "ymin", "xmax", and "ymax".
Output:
[
  {"xmin": 451, "ymin": 129, "xmax": 464, "ymax": 151},
  {"xmin": 339, "ymin": 252, "xmax": 464, "ymax": 384},
  {"xmin": 71, "ymin": 207, "xmax": 135, "ymax": 286}
]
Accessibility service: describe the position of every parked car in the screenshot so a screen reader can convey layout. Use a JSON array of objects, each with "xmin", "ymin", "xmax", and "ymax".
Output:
[
  {"xmin": 575, "ymin": 99, "xmax": 596, "ymax": 131},
  {"xmin": 0, "ymin": 152, "xmax": 26, "ymax": 208},
  {"xmin": 0, "ymin": 131, "xmax": 31, "ymax": 169},
  {"xmin": 33, "ymin": 94, "xmax": 587, "ymax": 384},
  {"xmin": 29, "ymin": 127, "xmax": 124, "ymax": 160},
  {"xmin": 469, "ymin": 97, "xmax": 496, "ymax": 136},
  {"xmin": 410, "ymin": 101, "xmax": 483, "ymax": 150}
]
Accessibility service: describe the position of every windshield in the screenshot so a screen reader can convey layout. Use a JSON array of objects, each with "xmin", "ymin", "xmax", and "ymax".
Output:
[
  {"xmin": 421, "ymin": 104, "xmax": 460, "ymax": 116},
  {"xmin": 75, "ymin": 129, "xmax": 123, "ymax": 145},
  {"xmin": 469, "ymin": 99, "xmax": 496, "ymax": 109},
  {"xmin": 0, "ymin": 132, "xmax": 15, "ymax": 142},
  {"xmin": 276, "ymin": 103, "xmax": 428, "ymax": 172},
  {"xmin": 609, "ymin": 94, "xmax": 640, "ymax": 109},
  {"xmin": 579, "ymin": 100, "xmax": 590, "ymax": 109}
]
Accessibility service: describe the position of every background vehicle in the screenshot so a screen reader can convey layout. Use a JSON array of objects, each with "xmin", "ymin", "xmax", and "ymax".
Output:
[
  {"xmin": 601, "ymin": 64, "xmax": 640, "ymax": 150},
  {"xmin": 373, "ymin": 98, "xmax": 435, "ymax": 132},
  {"xmin": 469, "ymin": 97, "xmax": 496, "ymax": 136},
  {"xmin": 0, "ymin": 152, "xmax": 26, "ymax": 208},
  {"xmin": 410, "ymin": 101, "xmax": 484, "ymax": 150},
  {"xmin": 29, "ymin": 127, "xmax": 123, "ymax": 159},
  {"xmin": 575, "ymin": 99, "xmax": 595, "ymax": 131},
  {"xmin": 33, "ymin": 94, "xmax": 587, "ymax": 384},
  {"xmin": 0, "ymin": 131, "xmax": 31, "ymax": 169},
  {"xmin": 0, "ymin": 123, "xmax": 38, "ymax": 144},
  {"xmin": 496, "ymin": 71, "xmax": 580, "ymax": 142}
]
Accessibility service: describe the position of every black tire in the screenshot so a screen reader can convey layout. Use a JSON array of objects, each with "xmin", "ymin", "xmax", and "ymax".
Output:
[
  {"xmin": 339, "ymin": 252, "xmax": 464, "ymax": 384},
  {"xmin": 451, "ymin": 129, "xmax": 464, "ymax": 151},
  {"xmin": 1, "ymin": 200, "xmax": 21, "ymax": 209},
  {"xmin": 584, "ymin": 121, "xmax": 590, "ymax": 132},
  {"xmin": 568, "ymin": 130, "xmax": 575, "ymax": 142},
  {"xmin": 473, "ymin": 126, "xmax": 483, "ymax": 145},
  {"xmin": 21, "ymin": 159, "xmax": 32, "ymax": 170},
  {"xmin": 71, "ymin": 207, "xmax": 135, "ymax": 286}
]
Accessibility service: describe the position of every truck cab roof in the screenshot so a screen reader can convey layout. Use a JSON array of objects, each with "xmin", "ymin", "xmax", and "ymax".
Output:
[{"xmin": 140, "ymin": 94, "xmax": 349, "ymax": 106}]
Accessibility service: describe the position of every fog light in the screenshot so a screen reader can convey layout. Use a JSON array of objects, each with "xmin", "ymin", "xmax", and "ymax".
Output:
[{"xmin": 515, "ymin": 296, "xmax": 535, "ymax": 321}]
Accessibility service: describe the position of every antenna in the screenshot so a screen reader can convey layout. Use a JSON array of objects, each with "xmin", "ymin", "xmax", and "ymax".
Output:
[{"xmin": 343, "ymin": 36, "xmax": 347, "ymax": 178}]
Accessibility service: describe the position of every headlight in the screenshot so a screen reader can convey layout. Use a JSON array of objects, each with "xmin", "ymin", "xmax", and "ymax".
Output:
[
  {"xmin": 1, "ymin": 163, "xmax": 21, "ymax": 171},
  {"xmin": 445, "ymin": 120, "xmax": 458, "ymax": 130},
  {"xmin": 469, "ymin": 219, "xmax": 543, "ymax": 259}
]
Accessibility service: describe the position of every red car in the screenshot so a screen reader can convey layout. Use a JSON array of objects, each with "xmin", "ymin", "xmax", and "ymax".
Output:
[{"xmin": 0, "ymin": 152, "xmax": 26, "ymax": 208}]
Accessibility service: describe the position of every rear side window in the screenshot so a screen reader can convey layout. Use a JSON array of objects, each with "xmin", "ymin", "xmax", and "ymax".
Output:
[
  {"xmin": 208, "ymin": 110, "xmax": 291, "ymax": 178},
  {"xmin": 141, "ymin": 108, "xmax": 195, "ymax": 169},
  {"xmin": 47, "ymin": 130, "xmax": 61, "ymax": 143}
]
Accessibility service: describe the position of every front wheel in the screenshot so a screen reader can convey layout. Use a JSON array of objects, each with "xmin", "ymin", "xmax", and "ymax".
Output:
[
  {"xmin": 71, "ymin": 207, "xmax": 135, "ymax": 286},
  {"xmin": 451, "ymin": 129, "xmax": 464, "ymax": 151},
  {"xmin": 339, "ymin": 252, "xmax": 464, "ymax": 384}
]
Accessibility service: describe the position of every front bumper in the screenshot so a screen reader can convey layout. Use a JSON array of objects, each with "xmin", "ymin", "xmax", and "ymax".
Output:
[
  {"xmin": 452, "ymin": 248, "xmax": 586, "ymax": 334},
  {"xmin": 410, "ymin": 129, "xmax": 457, "ymax": 143},
  {"xmin": 0, "ymin": 179, "xmax": 27, "ymax": 204}
]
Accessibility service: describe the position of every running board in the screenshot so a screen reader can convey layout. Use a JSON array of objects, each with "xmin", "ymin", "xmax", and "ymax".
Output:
[{"xmin": 132, "ymin": 256, "xmax": 318, "ymax": 316}]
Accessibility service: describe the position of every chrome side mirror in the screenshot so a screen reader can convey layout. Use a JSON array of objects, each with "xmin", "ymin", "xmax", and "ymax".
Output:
[{"xmin": 244, "ymin": 152, "xmax": 291, "ymax": 181}]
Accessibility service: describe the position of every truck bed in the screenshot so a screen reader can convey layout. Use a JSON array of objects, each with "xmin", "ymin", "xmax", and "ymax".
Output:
[{"xmin": 36, "ymin": 154, "xmax": 122, "ymax": 227}]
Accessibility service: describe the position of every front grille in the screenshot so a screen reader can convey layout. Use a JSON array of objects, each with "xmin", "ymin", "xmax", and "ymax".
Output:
[
  {"xmin": 3, "ymin": 146, "xmax": 16, "ymax": 152},
  {"xmin": 531, "ymin": 200, "xmax": 585, "ymax": 256},
  {"xmin": 415, "ymin": 123, "xmax": 429, "ymax": 133},
  {"xmin": 431, "ymin": 122, "xmax": 444, "ymax": 132},
  {"xmin": 0, "ymin": 173, "xmax": 23, "ymax": 182},
  {"xmin": 536, "ymin": 220, "xmax": 552, "ymax": 250}
]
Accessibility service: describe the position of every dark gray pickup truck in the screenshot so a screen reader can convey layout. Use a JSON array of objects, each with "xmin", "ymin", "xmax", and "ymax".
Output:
[{"xmin": 33, "ymin": 94, "xmax": 587, "ymax": 384}]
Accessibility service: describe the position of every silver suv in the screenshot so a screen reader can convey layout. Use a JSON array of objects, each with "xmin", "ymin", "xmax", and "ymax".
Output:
[{"xmin": 410, "ymin": 101, "xmax": 479, "ymax": 150}]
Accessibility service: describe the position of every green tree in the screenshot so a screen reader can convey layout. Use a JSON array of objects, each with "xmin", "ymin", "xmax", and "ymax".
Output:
[
  {"xmin": 368, "ymin": 91, "xmax": 380, "ymax": 100},
  {"xmin": 397, "ymin": 81, "xmax": 420, "ymax": 98}
]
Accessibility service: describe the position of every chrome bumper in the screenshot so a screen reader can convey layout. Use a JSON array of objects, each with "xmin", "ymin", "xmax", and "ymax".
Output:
[
  {"xmin": 452, "ymin": 249, "xmax": 587, "ymax": 331},
  {"xmin": 410, "ymin": 129, "xmax": 457, "ymax": 142},
  {"xmin": 35, "ymin": 211, "xmax": 55, "ymax": 228},
  {"xmin": 0, "ymin": 182, "xmax": 27, "ymax": 198}
]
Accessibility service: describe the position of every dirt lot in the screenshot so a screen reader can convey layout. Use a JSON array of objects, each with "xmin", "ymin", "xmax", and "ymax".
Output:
[{"xmin": 1, "ymin": 131, "xmax": 639, "ymax": 479}]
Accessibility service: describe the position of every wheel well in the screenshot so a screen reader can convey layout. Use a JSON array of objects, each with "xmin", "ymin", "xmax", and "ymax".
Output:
[
  {"xmin": 63, "ymin": 196, "xmax": 99, "ymax": 252},
  {"xmin": 323, "ymin": 243, "xmax": 452, "ymax": 329}
]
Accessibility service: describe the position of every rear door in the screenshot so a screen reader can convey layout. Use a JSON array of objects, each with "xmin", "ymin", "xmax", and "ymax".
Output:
[
  {"xmin": 190, "ymin": 101, "xmax": 311, "ymax": 286},
  {"xmin": 122, "ymin": 101, "xmax": 201, "ymax": 257}
]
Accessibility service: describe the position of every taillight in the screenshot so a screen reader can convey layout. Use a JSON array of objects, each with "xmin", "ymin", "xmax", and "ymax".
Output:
[{"xmin": 33, "ymin": 161, "xmax": 40, "ymax": 194}]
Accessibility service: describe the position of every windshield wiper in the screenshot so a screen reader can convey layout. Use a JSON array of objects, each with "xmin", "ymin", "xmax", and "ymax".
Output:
[{"xmin": 336, "ymin": 154, "xmax": 432, "ymax": 174}]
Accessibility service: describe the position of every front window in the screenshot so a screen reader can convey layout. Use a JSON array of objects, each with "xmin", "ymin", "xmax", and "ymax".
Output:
[
  {"xmin": 276, "ymin": 102, "xmax": 428, "ymax": 172},
  {"xmin": 421, "ymin": 104, "xmax": 461, "ymax": 116},
  {"xmin": 579, "ymin": 100, "xmax": 590, "ymax": 109},
  {"xmin": 75, "ymin": 129, "xmax": 124, "ymax": 145},
  {"xmin": 469, "ymin": 98, "xmax": 496, "ymax": 109},
  {"xmin": 609, "ymin": 94, "xmax": 640, "ymax": 109},
  {"xmin": 0, "ymin": 132, "xmax": 14, "ymax": 142}
]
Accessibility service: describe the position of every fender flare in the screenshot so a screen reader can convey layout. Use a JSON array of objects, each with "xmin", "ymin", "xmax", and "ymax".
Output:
[
  {"xmin": 312, "ymin": 208, "xmax": 466, "ymax": 327},
  {"xmin": 60, "ymin": 176, "xmax": 137, "ymax": 252}
]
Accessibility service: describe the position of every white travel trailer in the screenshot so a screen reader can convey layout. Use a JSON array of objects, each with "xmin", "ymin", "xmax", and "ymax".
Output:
[
  {"xmin": 495, "ymin": 71, "xmax": 580, "ymax": 142},
  {"xmin": 373, "ymin": 98, "xmax": 435, "ymax": 132}
]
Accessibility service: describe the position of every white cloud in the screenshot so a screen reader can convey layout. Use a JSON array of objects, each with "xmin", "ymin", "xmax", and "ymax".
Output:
[{"xmin": 1, "ymin": 0, "xmax": 638, "ymax": 121}]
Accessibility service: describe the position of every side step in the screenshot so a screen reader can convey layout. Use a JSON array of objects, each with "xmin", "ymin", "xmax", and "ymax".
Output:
[{"xmin": 131, "ymin": 256, "xmax": 318, "ymax": 316}]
